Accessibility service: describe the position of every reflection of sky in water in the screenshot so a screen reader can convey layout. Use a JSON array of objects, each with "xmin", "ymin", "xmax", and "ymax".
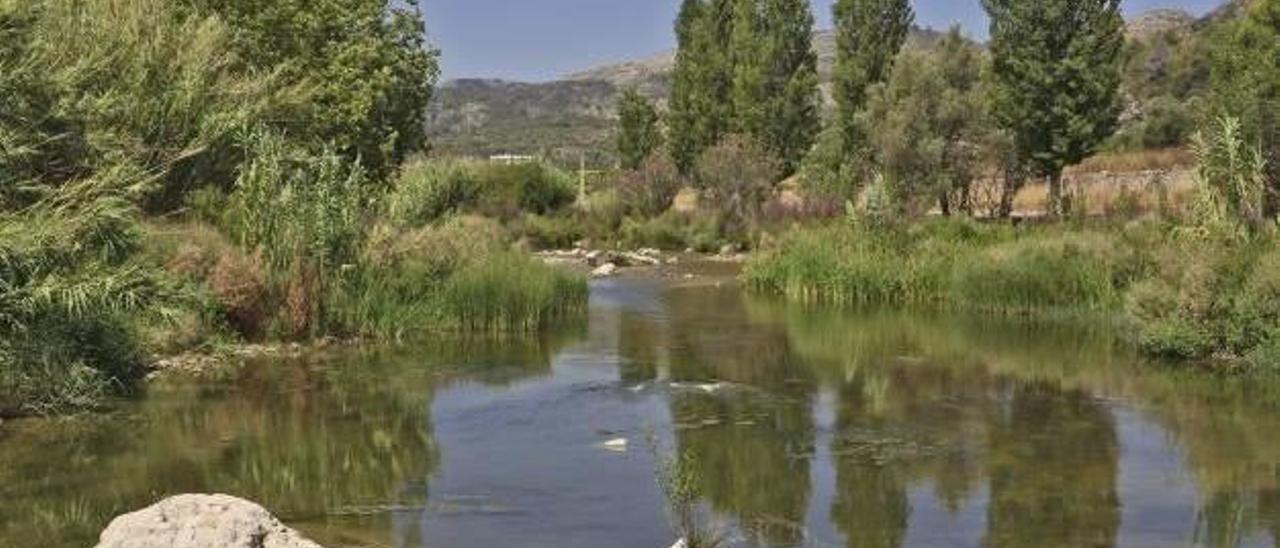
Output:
[{"xmin": 4, "ymin": 276, "xmax": 1280, "ymax": 547}]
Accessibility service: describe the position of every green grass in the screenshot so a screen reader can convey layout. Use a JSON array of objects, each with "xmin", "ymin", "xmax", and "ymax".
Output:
[{"xmin": 746, "ymin": 217, "xmax": 1280, "ymax": 369}]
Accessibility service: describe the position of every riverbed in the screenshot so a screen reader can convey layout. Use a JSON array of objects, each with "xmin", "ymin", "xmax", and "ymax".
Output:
[{"xmin": 3, "ymin": 272, "xmax": 1279, "ymax": 547}]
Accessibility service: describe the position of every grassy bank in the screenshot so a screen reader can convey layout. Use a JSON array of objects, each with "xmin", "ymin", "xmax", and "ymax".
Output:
[
  {"xmin": 745, "ymin": 218, "xmax": 1280, "ymax": 371},
  {"xmin": 0, "ymin": 0, "xmax": 587, "ymax": 418}
]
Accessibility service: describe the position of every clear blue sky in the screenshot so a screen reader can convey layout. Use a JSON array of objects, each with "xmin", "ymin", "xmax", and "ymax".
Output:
[{"xmin": 423, "ymin": 0, "xmax": 1226, "ymax": 82}]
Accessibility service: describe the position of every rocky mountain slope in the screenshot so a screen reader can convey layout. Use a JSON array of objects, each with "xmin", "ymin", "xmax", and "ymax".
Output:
[{"xmin": 427, "ymin": 7, "xmax": 1230, "ymax": 163}]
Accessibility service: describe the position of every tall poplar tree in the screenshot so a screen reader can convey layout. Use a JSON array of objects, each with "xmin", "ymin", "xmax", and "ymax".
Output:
[
  {"xmin": 832, "ymin": 0, "xmax": 913, "ymax": 157},
  {"xmin": 983, "ymin": 0, "xmax": 1125, "ymax": 217},
  {"xmin": 731, "ymin": 0, "xmax": 768, "ymax": 138},
  {"xmin": 669, "ymin": 0, "xmax": 709, "ymax": 174},
  {"xmin": 762, "ymin": 0, "xmax": 820, "ymax": 175},
  {"xmin": 616, "ymin": 88, "xmax": 663, "ymax": 170},
  {"xmin": 669, "ymin": 0, "xmax": 736, "ymax": 174}
]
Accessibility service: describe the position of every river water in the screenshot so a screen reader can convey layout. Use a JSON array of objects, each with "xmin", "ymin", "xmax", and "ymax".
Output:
[{"xmin": 3, "ymin": 273, "xmax": 1280, "ymax": 547}]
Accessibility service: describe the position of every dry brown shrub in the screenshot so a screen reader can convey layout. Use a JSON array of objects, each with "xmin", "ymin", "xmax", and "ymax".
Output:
[
  {"xmin": 165, "ymin": 243, "xmax": 209, "ymax": 279},
  {"xmin": 284, "ymin": 262, "xmax": 320, "ymax": 340},
  {"xmin": 209, "ymin": 250, "xmax": 269, "ymax": 338}
]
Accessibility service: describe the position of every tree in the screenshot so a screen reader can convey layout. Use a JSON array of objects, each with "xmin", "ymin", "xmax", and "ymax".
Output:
[
  {"xmin": 186, "ymin": 0, "xmax": 440, "ymax": 182},
  {"xmin": 670, "ymin": 0, "xmax": 739, "ymax": 174},
  {"xmin": 832, "ymin": 0, "xmax": 913, "ymax": 157},
  {"xmin": 1209, "ymin": 0, "xmax": 1280, "ymax": 217},
  {"xmin": 670, "ymin": 0, "xmax": 711, "ymax": 173},
  {"xmin": 760, "ymin": 0, "xmax": 820, "ymax": 175},
  {"xmin": 730, "ymin": 0, "xmax": 769, "ymax": 138},
  {"xmin": 616, "ymin": 88, "xmax": 663, "ymax": 171},
  {"xmin": 866, "ymin": 28, "xmax": 987, "ymax": 216},
  {"xmin": 728, "ymin": 0, "xmax": 819, "ymax": 176},
  {"xmin": 983, "ymin": 0, "xmax": 1125, "ymax": 217}
]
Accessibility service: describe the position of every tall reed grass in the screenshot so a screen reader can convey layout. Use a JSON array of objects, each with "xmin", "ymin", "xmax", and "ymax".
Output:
[{"xmin": 745, "ymin": 218, "xmax": 1138, "ymax": 315}]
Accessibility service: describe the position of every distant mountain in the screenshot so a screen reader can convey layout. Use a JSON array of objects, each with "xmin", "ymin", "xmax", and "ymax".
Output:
[
  {"xmin": 1125, "ymin": 9, "xmax": 1195, "ymax": 40},
  {"xmin": 426, "ymin": 8, "xmax": 1226, "ymax": 163}
]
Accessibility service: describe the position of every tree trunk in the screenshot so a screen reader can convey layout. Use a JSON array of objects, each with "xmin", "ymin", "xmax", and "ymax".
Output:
[
  {"xmin": 940, "ymin": 191, "xmax": 952, "ymax": 217},
  {"xmin": 998, "ymin": 170, "xmax": 1022, "ymax": 219},
  {"xmin": 1048, "ymin": 172, "xmax": 1064, "ymax": 219}
]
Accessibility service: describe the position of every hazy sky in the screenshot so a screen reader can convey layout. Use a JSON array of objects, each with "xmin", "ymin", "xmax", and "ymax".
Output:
[{"xmin": 423, "ymin": 0, "xmax": 1227, "ymax": 82}]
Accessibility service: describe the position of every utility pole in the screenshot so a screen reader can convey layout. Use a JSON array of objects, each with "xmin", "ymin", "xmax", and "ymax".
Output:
[{"xmin": 579, "ymin": 152, "xmax": 587, "ymax": 204}]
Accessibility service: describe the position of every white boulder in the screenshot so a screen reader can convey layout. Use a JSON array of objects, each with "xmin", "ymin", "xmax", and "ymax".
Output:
[{"xmin": 96, "ymin": 494, "xmax": 322, "ymax": 548}]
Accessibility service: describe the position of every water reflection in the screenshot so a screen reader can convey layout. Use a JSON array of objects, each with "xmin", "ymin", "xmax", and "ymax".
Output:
[
  {"xmin": 0, "ymin": 335, "xmax": 579, "ymax": 547},
  {"xmin": 4, "ymin": 278, "xmax": 1280, "ymax": 547}
]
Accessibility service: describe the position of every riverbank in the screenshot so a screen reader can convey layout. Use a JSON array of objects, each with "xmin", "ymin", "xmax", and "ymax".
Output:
[
  {"xmin": 744, "ymin": 217, "xmax": 1280, "ymax": 371},
  {"xmin": 8, "ymin": 270, "xmax": 1280, "ymax": 547}
]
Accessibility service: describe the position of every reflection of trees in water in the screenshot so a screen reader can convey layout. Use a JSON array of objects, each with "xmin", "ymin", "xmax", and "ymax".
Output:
[
  {"xmin": 984, "ymin": 382, "xmax": 1119, "ymax": 548},
  {"xmin": 748, "ymin": 295, "xmax": 1126, "ymax": 547},
  {"xmin": 649, "ymin": 286, "xmax": 817, "ymax": 545},
  {"xmin": 828, "ymin": 362, "xmax": 997, "ymax": 548},
  {"xmin": 0, "ymin": 333, "xmax": 579, "ymax": 548}
]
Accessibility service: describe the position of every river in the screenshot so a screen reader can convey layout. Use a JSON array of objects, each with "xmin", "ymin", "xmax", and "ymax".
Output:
[{"xmin": 2, "ymin": 272, "xmax": 1279, "ymax": 547}]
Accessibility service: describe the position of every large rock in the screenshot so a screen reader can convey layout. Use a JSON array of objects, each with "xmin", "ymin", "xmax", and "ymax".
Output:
[{"xmin": 96, "ymin": 494, "xmax": 322, "ymax": 548}]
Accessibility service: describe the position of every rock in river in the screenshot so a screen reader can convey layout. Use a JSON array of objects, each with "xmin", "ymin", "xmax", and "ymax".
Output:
[
  {"xmin": 591, "ymin": 262, "xmax": 619, "ymax": 278},
  {"xmin": 96, "ymin": 494, "xmax": 322, "ymax": 548}
]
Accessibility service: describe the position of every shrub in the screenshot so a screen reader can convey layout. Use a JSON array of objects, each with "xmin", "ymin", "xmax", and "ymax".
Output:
[
  {"xmin": 474, "ymin": 161, "xmax": 577, "ymax": 218},
  {"xmin": 0, "ymin": 182, "xmax": 168, "ymax": 416},
  {"xmin": 620, "ymin": 212, "xmax": 728, "ymax": 252},
  {"xmin": 25, "ymin": 0, "xmax": 292, "ymax": 211},
  {"xmin": 695, "ymin": 135, "xmax": 781, "ymax": 238},
  {"xmin": 517, "ymin": 214, "xmax": 585, "ymax": 250},
  {"xmin": 443, "ymin": 252, "xmax": 587, "ymax": 332},
  {"xmin": 388, "ymin": 159, "xmax": 480, "ymax": 226},
  {"xmin": 952, "ymin": 233, "xmax": 1122, "ymax": 312},
  {"xmin": 615, "ymin": 154, "xmax": 683, "ymax": 218}
]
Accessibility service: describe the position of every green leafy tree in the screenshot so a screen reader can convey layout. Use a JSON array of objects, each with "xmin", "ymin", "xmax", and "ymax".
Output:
[
  {"xmin": 670, "ymin": 0, "xmax": 737, "ymax": 174},
  {"xmin": 866, "ymin": 28, "xmax": 987, "ymax": 216},
  {"xmin": 729, "ymin": 0, "xmax": 819, "ymax": 176},
  {"xmin": 1209, "ymin": 0, "xmax": 1280, "ymax": 217},
  {"xmin": 760, "ymin": 0, "xmax": 820, "ymax": 175},
  {"xmin": 730, "ymin": 0, "xmax": 769, "ymax": 138},
  {"xmin": 187, "ymin": 0, "xmax": 440, "ymax": 182},
  {"xmin": 616, "ymin": 88, "xmax": 664, "ymax": 171},
  {"xmin": 832, "ymin": 0, "xmax": 913, "ymax": 157},
  {"xmin": 982, "ymin": 0, "xmax": 1125, "ymax": 217},
  {"xmin": 670, "ymin": 0, "xmax": 711, "ymax": 174}
]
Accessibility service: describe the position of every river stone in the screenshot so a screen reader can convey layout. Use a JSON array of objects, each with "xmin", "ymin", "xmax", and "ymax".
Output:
[
  {"xmin": 591, "ymin": 263, "xmax": 619, "ymax": 278},
  {"xmin": 95, "ymin": 494, "xmax": 322, "ymax": 548}
]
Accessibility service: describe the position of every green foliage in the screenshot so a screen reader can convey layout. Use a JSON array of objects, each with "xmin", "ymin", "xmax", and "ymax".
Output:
[
  {"xmin": 474, "ymin": 162, "xmax": 577, "ymax": 218},
  {"xmin": 443, "ymin": 251, "xmax": 588, "ymax": 332},
  {"xmin": 798, "ymin": 126, "xmax": 862, "ymax": 201},
  {"xmin": 864, "ymin": 28, "xmax": 986, "ymax": 216},
  {"xmin": 832, "ymin": 0, "xmax": 914, "ymax": 156},
  {"xmin": 1106, "ymin": 95, "xmax": 1196, "ymax": 150},
  {"xmin": 225, "ymin": 131, "xmax": 368, "ymax": 274},
  {"xmin": 188, "ymin": 0, "xmax": 441, "ymax": 181},
  {"xmin": 1190, "ymin": 116, "xmax": 1269, "ymax": 234},
  {"xmin": 695, "ymin": 135, "xmax": 781, "ymax": 238},
  {"xmin": 616, "ymin": 88, "xmax": 664, "ymax": 171},
  {"xmin": 387, "ymin": 159, "xmax": 481, "ymax": 227},
  {"xmin": 983, "ymin": 0, "xmax": 1125, "ymax": 216},
  {"xmin": 2, "ymin": 0, "xmax": 291, "ymax": 210},
  {"xmin": 653, "ymin": 445, "xmax": 728, "ymax": 548},
  {"xmin": 669, "ymin": 0, "xmax": 735, "ymax": 174},
  {"xmin": 614, "ymin": 154, "xmax": 685, "ymax": 218},
  {"xmin": 1208, "ymin": 0, "xmax": 1280, "ymax": 216},
  {"xmin": 1125, "ymin": 233, "xmax": 1280, "ymax": 367},
  {"xmin": 746, "ymin": 218, "xmax": 1137, "ymax": 313},
  {"xmin": 387, "ymin": 158, "xmax": 576, "ymax": 225},
  {"xmin": 620, "ymin": 212, "xmax": 728, "ymax": 252},
  {"xmin": 0, "ymin": 182, "xmax": 169, "ymax": 416},
  {"xmin": 951, "ymin": 233, "xmax": 1123, "ymax": 312}
]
